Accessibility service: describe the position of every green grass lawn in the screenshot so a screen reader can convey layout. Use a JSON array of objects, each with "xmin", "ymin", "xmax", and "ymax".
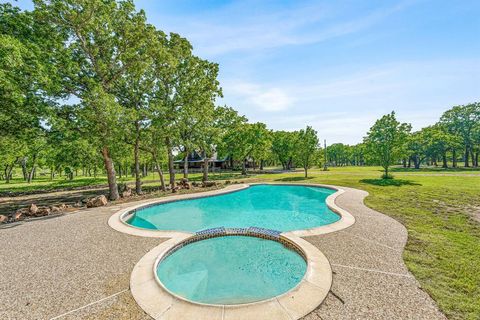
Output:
[
  {"xmin": 253, "ymin": 167, "xmax": 480, "ymax": 320},
  {"xmin": 1, "ymin": 166, "xmax": 479, "ymax": 319}
]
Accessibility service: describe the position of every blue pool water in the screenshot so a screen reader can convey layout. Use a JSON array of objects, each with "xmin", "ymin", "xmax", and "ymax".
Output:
[
  {"xmin": 127, "ymin": 184, "xmax": 339, "ymax": 232},
  {"xmin": 156, "ymin": 236, "xmax": 307, "ymax": 304}
]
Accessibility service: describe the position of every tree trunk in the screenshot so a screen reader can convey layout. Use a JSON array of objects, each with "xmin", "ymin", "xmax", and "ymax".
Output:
[
  {"xmin": 21, "ymin": 158, "xmax": 27, "ymax": 181},
  {"xmin": 242, "ymin": 158, "xmax": 247, "ymax": 175},
  {"xmin": 27, "ymin": 154, "xmax": 37, "ymax": 183},
  {"xmin": 407, "ymin": 156, "xmax": 411, "ymax": 168},
  {"xmin": 152, "ymin": 153, "xmax": 166, "ymax": 191},
  {"xmin": 5, "ymin": 165, "xmax": 11, "ymax": 183},
  {"xmin": 183, "ymin": 151, "xmax": 188, "ymax": 179},
  {"xmin": 6, "ymin": 164, "xmax": 14, "ymax": 183},
  {"xmin": 101, "ymin": 147, "xmax": 119, "ymax": 200},
  {"xmin": 442, "ymin": 153, "xmax": 448, "ymax": 168},
  {"xmin": 203, "ymin": 158, "xmax": 209, "ymax": 182},
  {"xmin": 414, "ymin": 155, "xmax": 420, "ymax": 169},
  {"xmin": 260, "ymin": 159, "xmax": 264, "ymax": 170},
  {"xmin": 471, "ymin": 150, "xmax": 476, "ymax": 167},
  {"xmin": 304, "ymin": 167, "xmax": 308, "ymax": 178},
  {"xmin": 475, "ymin": 152, "xmax": 479, "ymax": 167},
  {"xmin": 452, "ymin": 149, "xmax": 457, "ymax": 168},
  {"xmin": 464, "ymin": 145, "xmax": 470, "ymax": 167},
  {"xmin": 166, "ymin": 139, "xmax": 175, "ymax": 192},
  {"xmin": 134, "ymin": 122, "xmax": 142, "ymax": 194}
]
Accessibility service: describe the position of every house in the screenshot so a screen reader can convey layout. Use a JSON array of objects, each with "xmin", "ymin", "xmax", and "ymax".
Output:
[{"xmin": 173, "ymin": 151, "xmax": 229, "ymax": 170}]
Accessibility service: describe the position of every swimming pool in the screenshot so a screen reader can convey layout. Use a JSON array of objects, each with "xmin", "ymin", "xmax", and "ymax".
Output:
[
  {"xmin": 156, "ymin": 235, "xmax": 307, "ymax": 305},
  {"xmin": 126, "ymin": 184, "xmax": 340, "ymax": 232}
]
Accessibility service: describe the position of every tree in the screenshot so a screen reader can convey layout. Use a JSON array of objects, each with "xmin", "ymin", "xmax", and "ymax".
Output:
[
  {"xmin": 0, "ymin": 4, "xmax": 59, "ymax": 183},
  {"xmin": 35, "ymin": 0, "xmax": 157, "ymax": 199},
  {"xmin": 406, "ymin": 131, "xmax": 428, "ymax": 169},
  {"xmin": 422, "ymin": 125, "xmax": 462, "ymax": 168},
  {"xmin": 197, "ymin": 106, "xmax": 245, "ymax": 182},
  {"xmin": 221, "ymin": 122, "xmax": 267, "ymax": 175},
  {"xmin": 114, "ymin": 21, "xmax": 160, "ymax": 194},
  {"xmin": 440, "ymin": 103, "xmax": 480, "ymax": 167},
  {"xmin": 364, "ymin": 112, "xmax": 411, "ymax": 178},
  {"xmin": 174, "ymin": 56, "xmax": 222, "ymax": 179},
  {"xmin": 295, "ymin": 126, "xmax": 319, "ymax": 178},
  {"xmin": 249, "ymin": 124, "xmax": 272, "ymax": 171},
  {"xmin": 271, "ymin": 131, "xmax": 297, "ymax": 170}
]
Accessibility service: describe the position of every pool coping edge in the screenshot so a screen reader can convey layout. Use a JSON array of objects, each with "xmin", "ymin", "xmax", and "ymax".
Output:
[
  {"xmin": 130, "ymin": 232, "xmax": 332, "ymax": 320},
  {"xmin": 108, "ymin": 182, "xmax": 355, "ymax": 238}
]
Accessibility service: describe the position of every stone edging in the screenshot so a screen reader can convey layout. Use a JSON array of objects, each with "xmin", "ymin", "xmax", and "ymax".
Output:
[
  {"xmin": 107, "ymin": 183, "xmax": 355, "ymax": 238},
  {"xmin": 130, "ymin": 232, "xmax": 332, "ymax": 320}
]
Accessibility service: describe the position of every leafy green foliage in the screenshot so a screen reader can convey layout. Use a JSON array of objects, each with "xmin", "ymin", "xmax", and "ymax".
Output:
[
  {"xmin": 294, "ymin": 126, "xmax": 319, "ymax": 177},
  {"xmin": 364, "ymin": 111, "xmax": 411, "ymax": 178}
]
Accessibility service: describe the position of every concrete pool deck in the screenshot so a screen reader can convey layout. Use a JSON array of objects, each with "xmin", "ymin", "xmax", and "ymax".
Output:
[{"xmin": 0, "ymin": 185, "xmax": 446, "ymax": 319}]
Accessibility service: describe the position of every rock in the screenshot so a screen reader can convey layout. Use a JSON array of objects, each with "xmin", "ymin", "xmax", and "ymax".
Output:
[
  {"xmin": 225, "ymin": 180, "xmax": 231, "ymax": 184},
  {"xmin": 16, "ymin": 208, "xmax": 29, "ymax": 216},
  {"xmin": 121, "ymin": 188, "xmax": 132, "ymax": 198},
  {"xmin": 192, "ymin": 181, "xmax": 199, "ymax": 187},
  {"xmin": 74, "ymin": 201, "xmax": 83, "ymax": 208},
  {"xmin": 35, "ymin": 207, "xmax": 51, "ymax": 217},
  {"xmin": 118, "ymin": 183, "xmax": 132, "ymax": 198},
  {"xmin": 58, "ymin": 204, "xmax": 67, "ymax": 210},
  {"xmin": 0, "ymin": 214, "xmax": 7, "ymax": 223},
  {"xmin": 29, "ymin": 204, "xmax": 38, "ymax": 216},
  {"xmin": 86, "ymin": 195, "xmax": 108, "ymax": 208},
  {"xmin": 12, "ymin": 211, "xmax": 23, "ymax": 221},
  {"xmin": 50, "ymin": 206, "xmax": 62, "ymax": 213},
  {"xmin": 202, "ymin": 181, "xmax": 218, "ymax": 188}
]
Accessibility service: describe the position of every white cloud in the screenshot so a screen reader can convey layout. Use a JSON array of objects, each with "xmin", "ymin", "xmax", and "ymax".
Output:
[
  {"xmin": 145, "ymin": 0, "xmax": 416, "ymax": 56},
  {"xmin": 226, "ymin": 82, "xmax": 292, "ymax": 112}
]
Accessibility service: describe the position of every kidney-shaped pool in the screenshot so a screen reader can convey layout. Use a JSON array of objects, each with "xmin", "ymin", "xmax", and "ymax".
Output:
[{"xmin": 126, "ymin": 184, "xmax": 340, "ymax": 232}]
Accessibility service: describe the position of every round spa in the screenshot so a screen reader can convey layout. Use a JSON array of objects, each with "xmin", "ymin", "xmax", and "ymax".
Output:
[{"xmin": 155, "ymin": 232, "xmax": 307, "ymax": 305}]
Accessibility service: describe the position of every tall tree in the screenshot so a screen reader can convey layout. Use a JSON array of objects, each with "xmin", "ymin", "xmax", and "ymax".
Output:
[
  {"xmin": 175, "ymin": 56, "xmax": 222, "ymax": 179},
  {"xmin": 0, "ymin": 4, "xmax": 59, "ymax": 183},
  {"xmin": 35, "ymin": 0, "xmax": 156, "ymax": 199},
  {"xmin": 295, "ymin": 126, "xmax": 319, "ymax": 178},
  {"xmin": 364, "ymin": 112, "xmax": 411, "ymax": 178}
]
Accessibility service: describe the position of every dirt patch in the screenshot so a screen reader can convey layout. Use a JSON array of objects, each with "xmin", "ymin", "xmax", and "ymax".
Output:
[{"xmin": 468, "ymin": 206, "xmax": 480, "ymax": 223}]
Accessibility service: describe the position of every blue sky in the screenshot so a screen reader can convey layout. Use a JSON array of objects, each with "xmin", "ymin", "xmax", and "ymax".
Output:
[{"xmin": 6, "ymin": 0, "xmax": 480, "ymax": 143}]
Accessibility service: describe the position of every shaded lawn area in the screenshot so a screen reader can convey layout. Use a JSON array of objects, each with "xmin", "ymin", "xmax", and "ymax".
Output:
[
  {"xmin": 260, "ymin": 167, "xmax": 479, "ymax": 320},
  {"xmin": 0, "ymin": 171, "xmax": 249, "ymax": 195}
]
